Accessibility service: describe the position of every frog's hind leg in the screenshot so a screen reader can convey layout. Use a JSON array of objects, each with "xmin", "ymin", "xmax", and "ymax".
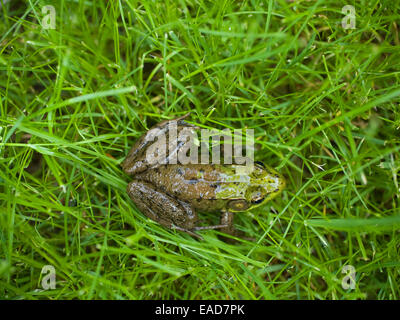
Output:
[
  {"xmin": 122, "ymin": 113, "xmax": 199, "ymax": 175},
  {"xmin": 127, "ymin": 180, "xmax": 203, "ymax": 239}
]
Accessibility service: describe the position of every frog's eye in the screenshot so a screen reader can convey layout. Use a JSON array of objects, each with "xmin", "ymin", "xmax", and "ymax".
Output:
[
  {"xmin": 255, "ymin": 161, "xmax": 265, "ymax": 168},
  {"xmin": 228, "ymin": 199, "xmax": 250, "ymax": 211}
]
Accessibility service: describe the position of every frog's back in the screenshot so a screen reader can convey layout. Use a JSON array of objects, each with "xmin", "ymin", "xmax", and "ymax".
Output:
[{"xmin": 135, "ymin": 164, "xmax": 230, "ymax": 212}]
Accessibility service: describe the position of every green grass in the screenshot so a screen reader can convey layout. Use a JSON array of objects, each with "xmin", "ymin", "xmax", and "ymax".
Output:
[{"xmin": 1, "ymin": 0, "xmax": 400, "ymax": 300}]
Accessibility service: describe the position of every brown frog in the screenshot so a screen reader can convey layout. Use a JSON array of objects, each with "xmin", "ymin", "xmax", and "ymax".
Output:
[{"xmin": 122, "ymin": 114, "xmax": 285, "ymax": 240}]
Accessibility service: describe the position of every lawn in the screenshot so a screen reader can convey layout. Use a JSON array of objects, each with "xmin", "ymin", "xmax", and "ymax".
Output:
[{"xmin": 0, "ymin": 0, "xmax": 399, "ymax": 299}]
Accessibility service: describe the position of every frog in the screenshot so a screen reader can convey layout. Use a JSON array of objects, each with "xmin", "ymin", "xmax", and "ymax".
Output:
[{"xmin": 122, "ymin": 113, "xmax": 285, "ymax": 240}]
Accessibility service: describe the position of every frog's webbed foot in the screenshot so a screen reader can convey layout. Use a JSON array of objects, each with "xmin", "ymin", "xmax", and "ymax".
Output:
[
  {"xmin": 219, "ymin": 211, "xmax": 255, "ymax": 242},
  {"xmin": 127, "ymin": 180, "xmax": 204, "ymax": 239},
  {"xmin": 122, "ymin": 113, "xmax": 199, "ymax": 175}
]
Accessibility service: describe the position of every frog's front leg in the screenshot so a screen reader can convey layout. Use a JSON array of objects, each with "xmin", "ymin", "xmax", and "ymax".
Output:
[
  {"xmin": 127, "ymin": 180, "xmax": 206, "ymax": 239},
  {"xmin": 219, "ymin": 211, "xmax": 255, "ymax": 242},
  {"xmin": 219, "ymin": 211, "xmax": 236, "ymax": 236},
  {"xmin": 122, "ymin": 113, "xmax": 198, "ymax": 175}
]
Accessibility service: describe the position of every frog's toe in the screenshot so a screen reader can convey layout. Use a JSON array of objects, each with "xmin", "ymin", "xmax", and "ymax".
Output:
[
  {"xmin": 193, "ymin": 224, "xmax": 229, "ymax": 231},
  {"xmin": 172, "ymin": 225, "xmax": 204, "ymax": 240}
]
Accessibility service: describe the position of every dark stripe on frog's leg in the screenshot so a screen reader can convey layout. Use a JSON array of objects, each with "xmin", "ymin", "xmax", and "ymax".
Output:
[{"xmin": 127, "ymin": 180, "xmax": 200, "ymax": 237}]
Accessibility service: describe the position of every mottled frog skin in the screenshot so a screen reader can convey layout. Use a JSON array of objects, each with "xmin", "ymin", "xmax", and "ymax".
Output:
[{"xmin": 122, "ymin": 114, "xmax": 285, "ymax": 240}]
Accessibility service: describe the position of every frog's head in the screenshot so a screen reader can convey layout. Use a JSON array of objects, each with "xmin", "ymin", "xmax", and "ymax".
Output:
[{"xmin": 218, "ymin": 161, "xmax": 285, "ymax": 212}]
